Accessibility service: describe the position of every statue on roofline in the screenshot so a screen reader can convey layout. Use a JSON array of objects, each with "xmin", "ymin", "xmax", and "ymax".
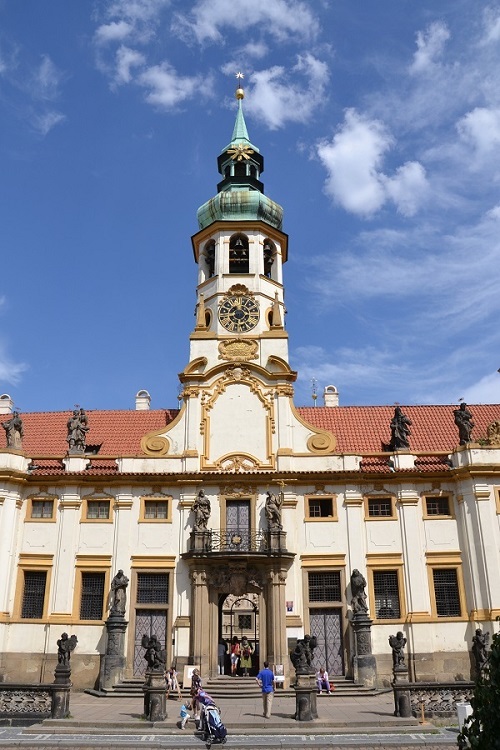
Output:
[
  {"xmin": 2, "ymin": 411, "xmax": 24, "ymax": 450},
  {"xmin": 454, "ymin": 402, "xmax": 474, "ymax": 445}
]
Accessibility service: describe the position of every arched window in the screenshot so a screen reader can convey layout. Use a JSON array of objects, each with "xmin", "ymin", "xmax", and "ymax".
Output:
[
  {"xmin": 229, "ymin": 234, "xmax": 249, "ymax": 274},
  {"xmin": 204, "ymin": 240, "xmax": 216, "ymax": 278},
  {"xmin": 263, "ymin": 239, "xmax": 275, "ymax": 278}
]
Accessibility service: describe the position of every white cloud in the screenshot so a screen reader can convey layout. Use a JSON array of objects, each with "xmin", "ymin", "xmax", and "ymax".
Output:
[
  {"xmin": 481, "ymin": 6, "xmax": 500, "ymax": 44},
  {"xmin": 316, "ymin": 109, "xmax": 428, "ymax": 217},
  {"xmin": 114, "ymin": 45, "xmax": 146, "ymax": 85},
  {"xmin": 32, "ymin": 110, "xmax": 66, "ymax": 136},
  {"xmin": 241, "ymin": 41, "xmax": 268, "ymax": 60},
  {"xmin": 246, "ymin": 54, "xmax": 329, "ymax": 130},
  {"xmin": 173, "ymin": 0, "xmax": 319, "ymax": 44},
  {"xmin": 409, "ymin": 21, "xmax": 450, "ymax": 75},
  {"xmin": 462, "ymin": 372, "xmax": 500, "ymax": 404},
  {"xmin": 0, "ymin": 343, "xmax": 27, "ymax": 386},
  {"xmin": 457, "ymin": 107, "xmax": 500, "ymax": 157},
  {"xmin": 138, "ymin": 63, "xmax": 203, "ymax": 110},
  {"xmin": 95, "ymin": 20, "xmax": 133, "ymax": 45},
  {"xmin": 33, "ymin": 55, "xmax": 64, "ymax": 101}
]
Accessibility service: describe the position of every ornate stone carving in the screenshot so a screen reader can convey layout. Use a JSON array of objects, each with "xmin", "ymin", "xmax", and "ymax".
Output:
[
  {"xmin": 350, "ymin": 569, "xmax": 368, "ymax": 614},
  {"xmin": 221, "ymin": 484, "xmax": 256, "ymax": 497},
  {"xmin": 408, "ymin": 684, "xmax": 473, "ymax": 717},
  {"xmin": 142, "ymin": 634, "xmax": 167, "ymax": 672},
  {"xmin": 208, "ymin": 565, "xmax": 263, "ymax": 593},
  {"xmin": 66, "ymin": 408, "xmax": 89, "ymax": 454},
  {"xmin": 218, "ymin": 339, "xmax": 258, "ymax": 362},
  {"xmin": 389, "ymin": 631, "xmax": 407, "ymax": 668},
  {"xmin": 290, "ymin": 634, "xmax": 318, "ymax": 674},
  {"xmin": 2, "ymin": 411, "xmax": 23, "ymax": 449},
  {"xmin": 0, "ymin": 689, "xmax": 51, "ymax": 714},
  {"xmin": 141, "ymin": 434, "xmax": 170, "ymax": 456},
  {"xmin": 57, "ymin": 633, "xmax": 78, "ymax": 665},
  {"xmin": 486, "ymin": 420, "xmax": 500, "ymax": 446},
  {"xmin": 214, "ymin": 454, "xmax": 260, "ymax": 472},
  {"xmin": 355, "ymin": 629, "xmax": 372, "ymax": 655}
]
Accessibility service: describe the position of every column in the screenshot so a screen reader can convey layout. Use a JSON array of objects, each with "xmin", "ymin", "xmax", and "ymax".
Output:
[
  {"xmin": 265, "ymin": 566, "xmax": 289, "ymax": 684},
  {"xmin": 190, "ymin": 566, "xmax": 210, "ymax": 674}
]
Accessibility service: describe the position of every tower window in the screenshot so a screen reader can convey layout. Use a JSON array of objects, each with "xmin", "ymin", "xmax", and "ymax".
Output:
[
  {"xmin": 229, "ymin": 234, "xmax": 249, "ymax": 274},
  {"xmin": 204, "ymin": 241, "xmax": 215, "ymax": 278},
  {"xmin": 263, "ymin": 240, "xmax": 275, "ymax": 278}
]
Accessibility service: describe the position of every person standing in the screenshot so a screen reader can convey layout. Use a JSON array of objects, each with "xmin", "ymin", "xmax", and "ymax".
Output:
[
  {"xmin": 256, "ymin": 661, "xmax": 275, "ymax": 718},
  {"xmin": 240, "ymin": 636, "xmax": 253, "ymax": 676},
  {"xmin": 218, "ymin": 639, "xmax": 227, "ymax": 675},
  {"xmin": 230, "ymin": 636, "xmax": 240, "ymax": 676}
]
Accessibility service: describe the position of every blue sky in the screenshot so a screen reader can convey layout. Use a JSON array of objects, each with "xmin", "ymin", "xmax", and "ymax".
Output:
[{"xmin": 1, "ymin": 0, "xmax": 500, "ymax": 412}]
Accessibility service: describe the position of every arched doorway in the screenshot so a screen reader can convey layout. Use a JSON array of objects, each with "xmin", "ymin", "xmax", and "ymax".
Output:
[{"xmin": 219, "ymin": 593, "xmax": 259, "ymax": 675}]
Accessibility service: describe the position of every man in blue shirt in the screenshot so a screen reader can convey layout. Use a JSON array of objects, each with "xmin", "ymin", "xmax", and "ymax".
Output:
[{"xmin": 255, "ymin": 661, "xmax": 275, "ymax": 718}]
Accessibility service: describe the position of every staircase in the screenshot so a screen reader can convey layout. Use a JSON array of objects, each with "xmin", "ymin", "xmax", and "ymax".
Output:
[{"xmin": 89, "ymin": 674, "xmax": 381, "ymax": 699}]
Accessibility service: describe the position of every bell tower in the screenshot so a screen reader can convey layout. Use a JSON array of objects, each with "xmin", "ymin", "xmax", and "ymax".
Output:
[{"xmin": 190, "ymin": 77, "xmax": 289, "ymax": 371}]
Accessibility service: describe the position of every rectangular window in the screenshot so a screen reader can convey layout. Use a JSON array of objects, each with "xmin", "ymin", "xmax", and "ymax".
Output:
[
  {"xmin": 425, "ymin": 497, "xmax": 451, "ymax": 516},
  {"xmin": 373, "ymin": 570, "xmax": 401, "ymax": 619},
  {"xmin": 144, "ymin": 500, "xmax": 168, "ymax": 520},
  {"xmin": 308, "ymin": 571, "xmax": 341, "ymax": 602},
  {"xmin": 367, "ymin": 498, "xmax": 393, "ymax": 517},
  {"xmin": 31, "ymin": 500, "xmax": 54, "ymax": 519},
  {"xmin": 238, "ymin": 614, "xmax": 252, "ymax": 629},
  {"xmin": 86, "ymin": 500, "xmax": 110, "ymax": 520},
  {"xmin": 21, "ymin": 571, "xmax": 47, "ymax": 619},
  {"xmin": 433, "ymin": 569, "xmax": 462, "ymax": 617},
  {"xmin": 307, "ymin": 497, "xmax": 334, "ymax": 518},
  {"xmin": 137, "ymin": 573, "xmax": 169, "ymax": 605},
  {"xmin": 80, "ymin": 572, "xmax": 106, "ymax": 620}
]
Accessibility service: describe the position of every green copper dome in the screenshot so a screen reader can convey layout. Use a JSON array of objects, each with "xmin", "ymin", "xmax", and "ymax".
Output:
[
  {"xmin": 197, "ymin": 190, "xmax": 283, "ymax": 230},
  {"xmin": 196, "ymin": 89, "xmax": 283, "ymax": 231}
]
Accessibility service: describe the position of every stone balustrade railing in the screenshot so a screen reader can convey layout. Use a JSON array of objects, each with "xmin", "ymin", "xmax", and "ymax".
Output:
[
  {"xmin": 0, "ymin": 684, "xmax": 53, "ymax": 724},
  {"xmin": 401, "ymin": 682, "xmax": 474, "ymax": 718}
]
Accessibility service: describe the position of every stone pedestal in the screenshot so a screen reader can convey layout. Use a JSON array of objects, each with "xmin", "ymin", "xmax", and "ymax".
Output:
[
  {"xmin": 392, "ymin": 665, "xmax": 411, "ymax": 718},
  {"xmin": 143, "ymin": 670, "xmax": 167, "ymax": 722},
  {"xmin": 293, "ymin": 672, "xmax": 318, "ymax": 721},
  {"xmin": 189, "ymin": 531, "xmax": 211, "ymax": 552},
  {"xmin": 351, "ymin": 613, "xmax": 377, "ymax": 688},
  {"xmin": 51, "ymin": 664, "xmax": 72, "ymax": 719},
  {"xmin": 99, "ymin": 615, "xmax": 128, "ymax": 691},
  {"xmin": 267, "ymin": 530, "xmax": 287, "ymax": 552}
]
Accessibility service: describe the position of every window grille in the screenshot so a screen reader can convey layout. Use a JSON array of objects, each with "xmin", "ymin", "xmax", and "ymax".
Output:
[
  {"xmin": 308, "ymin": 571, "xmax": 341, "ymax": 602},
  {"xmin": 87, "ymin": 500, "xmax": 110, "ymax": 519},
  {"xmin": 137, "ymin": 573, "xmax": 169, "ymax": 605},
  {"xmin": 144, "ymin": 501, "xmax": 168, "ymax": 519},
  {"xmin": 80, "ymin": 572, "xmax": 105, "ymax": 620},
  {"xmin": 308, "ymin": 497, "xmax": 334, "ymax": 518},
  {"xmin": 373, "ymin": 570, "xmax": 401, "ymax": 618},
  {"xmin": 31, "ymin": 500, "xmax": 53, "ymax": 519},
  {"xmin": 368, "ymin": 498, "xmax": 393, "ymax": 517},
  {"xmin": 433, "ymin": 569, "xmax": 461, "ymax": 617},
  {"xmin": 21, "ymin": 571, "xmax": 47, "ymax": 619},
  {"xmin": 425, "ymin": 497, "xmax": 451, "ymax": 516},
  {"xmin": 238, "ymin": 614, "xmax": 252, "ymax": 629}
]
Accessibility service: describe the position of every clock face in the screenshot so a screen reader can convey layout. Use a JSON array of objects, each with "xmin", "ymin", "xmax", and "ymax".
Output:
[{"xmin": 218, "ymin": 295, "xmax": 259, "ymax": 333}]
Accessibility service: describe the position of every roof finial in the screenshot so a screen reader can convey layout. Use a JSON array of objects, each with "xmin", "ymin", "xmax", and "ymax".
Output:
[{"xmin": 235, "ymin": 71, "xmax": 245, "ymax": 100}]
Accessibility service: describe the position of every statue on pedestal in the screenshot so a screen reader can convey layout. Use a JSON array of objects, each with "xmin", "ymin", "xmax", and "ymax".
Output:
[
  {"xmin": 265, "ymin": 489, "xmax": 283, "ymax": 530},
  {"xmin": 141, "ymin": 634, "xmax": 167, "ymax": 672},
  {"xmin": 2, "ymin": 411, "xmax": 24, "ymax": 449},
  {"xmin": 192, "ymin": 489, "xmax": 211, "ymax": 531},
  {"xmin": 454, "ymin": 403, "xmax": 474, "ymax": 445},
  {"xmin": 472, "ymin": 628, "xmax": 489, "ymax": 673},
  {"xmin": 57, "ymin": 633, "xmax": 78, "ymax": 666},
  {"xmin": 389, "ymin": 631, "xmax": 407, "ymax": 669},
  {"xmin": 350, "ymin": 569, "xmax": 368, "ymax": 615},
  {"xmin": 66, "ymin": 408, "xmax": 89, "ymax": 454},
  {"xmin": 290, "ymin": 634, "xmax": 318, "ymax": 674},
  {"xmin": 110, "ymin": 569, "xmax": 129, "ymax": 617}
]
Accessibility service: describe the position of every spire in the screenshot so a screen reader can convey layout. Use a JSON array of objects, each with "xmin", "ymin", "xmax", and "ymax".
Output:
[
  {"xmin": 220, "ymin": 73, "xmax": 259, "ymax": 156},
  {"xmin": 231, "ymin": 98, "xmax": 250, "ymax": 146}
]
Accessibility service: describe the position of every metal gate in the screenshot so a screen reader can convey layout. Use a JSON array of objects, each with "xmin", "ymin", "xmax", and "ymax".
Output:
[
  {"xmin": 133, "ymin": 609, "xmax": 167, "ymax": 676},
  {"xmin": 310, "ymin": 607, "xmax": 344, "ymax": 676}
]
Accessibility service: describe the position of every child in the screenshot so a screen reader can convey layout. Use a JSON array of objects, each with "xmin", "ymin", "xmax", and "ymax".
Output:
[{"xmin": 180, "ymin": 702, "xmax": 192, "ymax": 729}]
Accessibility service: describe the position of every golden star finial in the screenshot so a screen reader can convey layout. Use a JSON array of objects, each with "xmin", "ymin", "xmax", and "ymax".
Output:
[{"xmin": 235, "ymin": 71, "xmax": 245, "ymax": 100}]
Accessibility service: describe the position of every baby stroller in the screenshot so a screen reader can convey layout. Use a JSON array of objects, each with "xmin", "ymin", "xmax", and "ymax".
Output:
[{"xmin": 200, "ymin": 703, "xmax": 227, "ymax": 747}]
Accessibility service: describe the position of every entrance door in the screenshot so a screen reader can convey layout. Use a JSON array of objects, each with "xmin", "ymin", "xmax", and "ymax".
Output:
[
  {"xmin": 310, "ymin": 607, "xmax": 344, "ymax": 676},
  {"xmin": 133, "ymin": 609, "xmax": 167, "ymax": 677},
  {"xmin": 226, "ymin": 500, "xmax": 251, "ymax": 551}
]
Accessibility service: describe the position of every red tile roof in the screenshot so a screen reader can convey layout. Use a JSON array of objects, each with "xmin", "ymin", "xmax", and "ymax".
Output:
[
  {"xmin": 18, "ymin": 409, "xmax": 179, "ymax": 457},
  {"xmin": 297, "ymin": 404, "xmax": 500, "ymax": 453}
]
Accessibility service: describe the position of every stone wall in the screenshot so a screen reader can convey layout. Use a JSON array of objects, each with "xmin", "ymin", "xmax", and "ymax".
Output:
[
  {"xmin": 376, "ymin": 651, "xmax": 473, "ymax": 687},
  {"xmin": 0, "ymin": 653, "xmax": 100, "ymax": 690}
]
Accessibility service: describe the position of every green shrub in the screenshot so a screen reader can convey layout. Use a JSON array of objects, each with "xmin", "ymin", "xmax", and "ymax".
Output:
[{"xmin": 458, "ymin": 630, "xmax": 500, "ymax": 749}]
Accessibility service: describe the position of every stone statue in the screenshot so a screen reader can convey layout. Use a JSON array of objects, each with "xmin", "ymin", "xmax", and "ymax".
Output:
[
  {"xmin": 454, "ymin": 402, "xmax": 474, "ymax": 445},
  {"xmin": 265, "ymin": 489, "xmax": 283, "ymax": 530},
  {"xmin": 389, "ymin": 631, "xmax": 407, "ymax": 668},
  {"xmin": 1, "ymin": 411, "xmax": 24, "ymax": 450},
  {"xmin": 192, "ymin": 489, "xmax": 211, "ymax": 531},
  {"xmin": 472, "ymin": 628, "xmax": 489, "ymax": 673},
  {"xmin": 57, "ymin": 632, "xmax": 78, "ymax": 666},
  {"xmin": 110, "ymin": 569, "xmax": 129, "ymax": 617},
  {"xmin": 389, "ymin": 406, "xmax": 412, "ymax": 451},
  {"xmin": 350, "ymin": 569, "xmax": 368, "ymax": 614},
  {"xmin": 66, "ymin": 408, "xmax": 89, "ymax": 454},
  {"xmin": 290, "ymin": 634, "xmax": 318, "ymax": 674},
  {"xmin": 141, "ymin": 634, "xmax": 167, "ymax": 671}
]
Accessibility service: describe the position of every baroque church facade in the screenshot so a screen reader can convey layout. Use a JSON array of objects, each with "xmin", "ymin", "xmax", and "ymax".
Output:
[{"xmin": 1, "ymin": 85, "xmax": 500, "ymax": 690}]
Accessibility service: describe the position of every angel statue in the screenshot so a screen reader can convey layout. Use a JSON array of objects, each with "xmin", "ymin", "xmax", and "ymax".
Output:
[
  {"xmin": 57, "ymin": 632, "xmax": 78, "ymax": 666},
  {"xmin": 389, "ymin": 631, "xmax": 407, "ymax": 669}
]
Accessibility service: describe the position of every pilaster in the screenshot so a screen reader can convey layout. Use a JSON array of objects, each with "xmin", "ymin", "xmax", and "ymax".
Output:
[
  {"xmin": 397, "ymin": 490, "xmax": 429, "ymax": 615},
  {"xmin": 51, "ymin": 491, "xmax": 81, "ymax": 615}
]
